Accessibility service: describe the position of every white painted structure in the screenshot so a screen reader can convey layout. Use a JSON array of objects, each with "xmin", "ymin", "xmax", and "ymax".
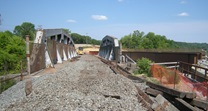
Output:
[{"xmin": 33, "ymin": 29, "xmax": 77, "ymax": 68}]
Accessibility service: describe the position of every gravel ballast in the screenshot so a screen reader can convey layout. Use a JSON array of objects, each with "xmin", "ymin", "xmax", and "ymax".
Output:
[{"xmin": 0, "ymin": 55, "xmax": 147, "ymax": 111}]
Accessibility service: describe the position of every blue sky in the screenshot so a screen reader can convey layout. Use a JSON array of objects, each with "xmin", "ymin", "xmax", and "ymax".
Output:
[{"xmin": 0, "ymin": 0, "xmax": 208, "ymax": 43}]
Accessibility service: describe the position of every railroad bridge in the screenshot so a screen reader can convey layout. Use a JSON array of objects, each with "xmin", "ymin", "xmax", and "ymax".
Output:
[
  {"xmin": 98, "ymin": 35, "xmax": 120, "ymax": 62},
  {"xmin": 30, "ymin": 29, "xmax": 77, "ymax": 73},
  {"xmin": 0, "ymin": 33, "xmax": 208, "ymax": 111},
  {"xmin": 98, "ymin": 35, "xmax": 207, "ymax": 82},
  {"xmin": 122, "ymin": 50, "xmax": 202, "ymax": 64}
]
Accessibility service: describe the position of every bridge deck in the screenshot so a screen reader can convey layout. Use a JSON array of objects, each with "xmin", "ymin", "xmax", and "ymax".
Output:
[{"xmin": 0, "ymin": 55, "xmax": 147, "ymax": 111}]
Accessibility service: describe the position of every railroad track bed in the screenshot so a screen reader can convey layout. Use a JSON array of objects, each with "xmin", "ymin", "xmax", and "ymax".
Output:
[
  {"xmin": 98, "ymin": 56, "xmax": 208, "ymax": 111},
  {"xmin": 0, "ymin": 55, "xmax": 207, "ymax": 111},
  {"xmin": 0, "ymin": 55, "xmax": 147, "ymax": 111}
]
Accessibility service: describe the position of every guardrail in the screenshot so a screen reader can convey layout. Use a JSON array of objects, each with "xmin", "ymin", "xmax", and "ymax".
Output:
[
  {"xmin": 125, "ymin": 55, "xmax": 136, "ymax": 64},
  {"xmin": 151, "ymin": 61, "xmax": 208, "ymax": 82},
  {"xmin": 151, "ymin": 61, "xmax": 208, "ymax": 102},
  {"xmin": 178, "ymin": 61, "xmax": 208, "ymax": 82},
  {"xmin": 0, "ymin": 59, "xmax": 27, "ymax": 93}
]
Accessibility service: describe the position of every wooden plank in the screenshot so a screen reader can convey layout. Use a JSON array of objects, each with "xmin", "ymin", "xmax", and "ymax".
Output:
[
  {"xmin": 103, "ymin": 95, "xmax": 121, "ymax": 99},
  {"xmin": 127, "ymin": 75, "xmax": 146, "ymax": 83},
  {"xmin": 145, "ymin": 87, "xmax": 163, "ymax": 97},
  {"xmin": 175, "ymin": 98, "xmax": 201, "ymax": 111},
  {"xmin": 135, "ymin": 85, "xmax": 154, "ymax": 105},
  {"xmin": 146, "ymin": 81, "xmax": 196, "ymax": 99},
  {"xmin": 134, "ymin": 85, "xmax": 154, "ymax": 111},
  {"xmin": 152, "ymin": 94, "xmax": 179, "ymax": 111},
  {"xmin": 145, "ymin": 88, "xmax": 203, "ymax": 110},
  {"xmin": 190, "ymin": 98, "xmax": 208, "ymax": 110},
  {"xmin": 117, "ymin": 65, "xmax": 132, "ymax": 74},
  {"xmin": 137, "ymin": 93, "xmax": 153, "ymax": 111}
]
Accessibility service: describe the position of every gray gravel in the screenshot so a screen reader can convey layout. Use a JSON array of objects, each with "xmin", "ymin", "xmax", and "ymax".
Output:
[{"xmin": 0, "ymin": 55, "xmax": 147, "ymax": 111}]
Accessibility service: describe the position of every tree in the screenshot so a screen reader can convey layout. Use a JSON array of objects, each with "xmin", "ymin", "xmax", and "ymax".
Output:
[
  {"xmin": 120, "ymin": 30, "xmax": 180, "ymax": 49},
  {"xmin": 63, "ymin": 28, "xmax": 71, "ymax": 35},
  {"xmin": 13, "ymin": 22, "xmax": 35, "ymax": 40},
  {"xmin": 136, "ymin": 57, "xmax": 153, "ymax": 76},
  {"xmin": 131, "ymin": 30, "xmax": 144, "ymax": 48},
  {"xmin": 0, "ymin": 31, "xmax": 26, "ymax": 75},
  {"xmin": 143, "ymin": 32, "xmax": 155, "ymax": 49},
  {"xmin": 120, "ymin": 35, "xmax": 132, "ymax": 48},
  {"xmin": 141, "ymin": 37, "xmax": 153, "ymax": 49},
  {"xmin": 71, "ymin": 33, "xmax": 101, "ymax": 45},
  {"xmin": 120, "ymin": 30, "xmax": 145, "ymax": 49},
  {"xmin": 71, "ymin": 33, "xmax": 85, "ymax": 44}
]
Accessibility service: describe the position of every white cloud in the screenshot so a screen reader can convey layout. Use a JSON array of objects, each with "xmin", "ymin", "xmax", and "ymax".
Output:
[
  {"xmin": 91, "ymin": 15, "xmax": 108, "ymax": 20},
  {"xmin": 118, "ymin": 0, "xmax": 124, "ymax": 2},
  {"xmin": 66, "ymin": 19, "xmax": 77, "ymax": 23},
  {"xmin": 180, "ymin": 1, "xmax": 187, "ymax": 4},
  {"xmin": 178, "ymin": 12, "xmax": 189, "ymax": 17}
]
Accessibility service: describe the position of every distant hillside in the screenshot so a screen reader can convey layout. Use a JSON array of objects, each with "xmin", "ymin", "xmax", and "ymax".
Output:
[
  {"xmin": 175, "ymin": 42, "xmax": 208, "ymax": 52},
  {"xmin": 120, "ymin": 30, "xmax": 208, "ymax": 53}
]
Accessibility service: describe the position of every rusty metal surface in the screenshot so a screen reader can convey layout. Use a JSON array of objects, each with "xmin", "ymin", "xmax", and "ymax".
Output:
[
  {"xmin": 122, "ymin": 51, "xmax": 200, "ymax": 64},
  {"xmin": 29, "ymin": 43, "xmax": 46, "ymax": 73},
  {"xmin": 47, "ymin": 39, "xmax": 57, "ymax": 64}
]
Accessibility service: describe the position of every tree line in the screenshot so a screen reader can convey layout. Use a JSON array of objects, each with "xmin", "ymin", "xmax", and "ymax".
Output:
[
  {"xmin": 0, "ymin": 31, "xmax": 26, "ymax": 75},
  {"xmin": 120, "ymin": 30, "xmax": 177, "ymax": 49},
  {"xmin": 174, "ymin": 42, "xmax": 208, "ymax": 52},
  {"xmin": 120, "ymin": 30, "xmax": 208, "ymax": 52},
  {"xmin": 71, "ymin": 33, "xmax": 101, "ymax": 45}
]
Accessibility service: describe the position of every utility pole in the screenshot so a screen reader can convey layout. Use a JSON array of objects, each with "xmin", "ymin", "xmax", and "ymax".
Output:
[
  {"xmin": 25, "ymin": 35, "xmax": 32, "ymax": 96},
  {"xmin": 26, "ymin": 35, "xmax": 30, "ymax": 75}
]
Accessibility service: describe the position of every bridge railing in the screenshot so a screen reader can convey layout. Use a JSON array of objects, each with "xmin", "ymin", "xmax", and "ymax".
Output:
[
  {"xmin": 178, "ymin": 61, "xmax": 208, "ymax": 82},
  {"xmin": 0, "ymin": 59, "xmax": 27, "ymax": 93},
  {"xmin": 151, "ymin": 61, "xmax": 208, "ymax": 82},
  {"xmin": 125, "ymin": 55, "xmax": 136, "ymax": 64}
]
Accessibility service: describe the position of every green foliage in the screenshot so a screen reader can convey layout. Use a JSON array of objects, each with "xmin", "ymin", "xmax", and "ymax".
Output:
[
  {"xmin": 63, "ymin": 28, "xmax": 71, "ymax": 35},
  {"xmin": 71, "ymin": 33, "xmax": 101, "ymax": 45},
  {"xmin": 136, "ymin": 57, "xmax": 153, "ymax": 76},
  {"xmin": 0, "ymin": 31, "xmax": 26, "ymax": 75},
  {"xmin": 121, "ymin": 30, "xmax": 207, "ymax": 52},
  {"xmin": 13, "ymin": 22, "xmax": 35, "ymax": 40},
  {"xmin": 175, "ymin": 42, "xmax": 208, "ymax": 52},
  {"xmin": 120, "ymin": 30, "xmax": 174, "ymax": 49}
]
